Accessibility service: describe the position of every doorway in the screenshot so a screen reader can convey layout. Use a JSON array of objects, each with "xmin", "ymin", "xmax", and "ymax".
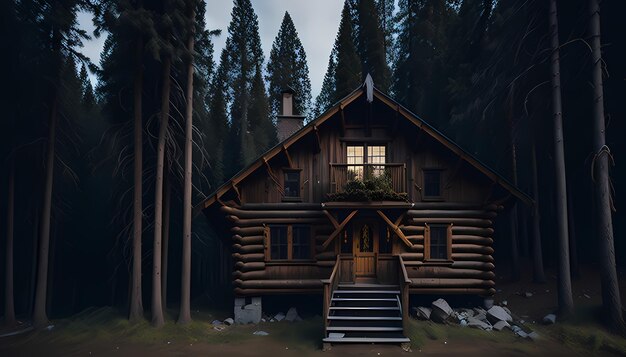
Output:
[{"xmin": 353, "ymin": 220, "xmax": 378, "ymax": 278}]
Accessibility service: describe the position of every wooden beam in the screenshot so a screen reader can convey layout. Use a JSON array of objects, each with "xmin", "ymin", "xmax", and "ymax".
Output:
[
  {"xmin": 377, "ymin": 210, "xmax": 412, "ymax": 248},
  {"xmin": 282, "ymin": 145, "xmax": 294, "ymax": 169},
  {"xmin": 322, "ymin": 210, "xmax": 358, "ymax": 250},
  {"xmin": 231, "ymin": 182, "xmax": 242, "ymax": 204},
  {"xmin": 323, "ymin": 210, "xmax": 340, "ymax": 229}
]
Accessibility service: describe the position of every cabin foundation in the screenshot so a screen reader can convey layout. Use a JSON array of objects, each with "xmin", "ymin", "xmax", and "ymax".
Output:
[{"xmin": 234, "ymin": 296, "xmax": 262, "ymax": 324}]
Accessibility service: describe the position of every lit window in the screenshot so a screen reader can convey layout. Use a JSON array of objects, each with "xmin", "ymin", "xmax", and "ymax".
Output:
[
  {"xmin": 347, "ymin": 146, "xmax": 364, "ymax": 181},
  {"xmin": 347, "ymin": 145, "xmax": 386, "ymax": 180},
  {"xmin": 368, "ymin": 146, "xmax": 386, "ymax": 177}
]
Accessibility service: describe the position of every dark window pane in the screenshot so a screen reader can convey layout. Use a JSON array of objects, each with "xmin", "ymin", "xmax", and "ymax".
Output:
[
  {"xmin": 424, "ymin": 171, "xmax": 441, "ymax": 197},
  {"xmin": 284, "ymin": 171, "xmax": 300, "ymax": 198},
  {"xmin": 379, "ymin": 225, "xmax": 392, "ymax": 254},
  {"xmin": 292, "ymin": 226, "xmax": 311, "ymax": 259},
  {"xmin": 270, "ymin": 226, "xmax": 288, "ymax": 260},
  {"xmin": 430, "ymin": 225, "xmax": 447, "ymax": 259}
]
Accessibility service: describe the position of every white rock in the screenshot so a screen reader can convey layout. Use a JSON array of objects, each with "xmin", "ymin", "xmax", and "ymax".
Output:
[
  {"xmin": 223, "ymin": 318, "xmax": 234, "ymax": 326},
  {"xmin": 501, "ymin": 300, "xmax": 508, "ymax": 306},
  {"xmin": 211, "ymin": 320, "xmax": 222, "ymax": 325},
  {"xmin": 528, "ymin": 331, "xmax": 541, "ymax": 341},
  {"xmin": 524, "ymin": 292, "xmax": 533, "ymax": 298},
  {"xmin": 487, "ymin": 306, "xmax": 512, "ymax": 323},
  {"xmin": 542, "ymin": 314, "xmax": 556, "ymax": 325},
  {"xmin": 213, "ymin": 325, "xmax": 226, "ymax": 331},
  {"xmin": 431, "ymin": 299, "xmax": 453, "ymax": 323},
  {"xmin": 414, "ymin": 307, "xmax": 431, "ymax": 320},
  {"xmin": 253, "ymin": 331, "xmax": 269, "ymax": 336},
  {"xmin": 516, "ymin": 330, "xmax": 528, "ymax": 338},
  {"xmin": 492, "ymin": 320, "xmax": 510, "ymax": 331},
  {"xmin": 483, "ymin": 298, "xmax": 494, "ymax": 309},
  {"xmin": 285, "ymin": 307, "xmax": 300, "ymax": 322},
  {"xmin": 274, "ymin": 312, "xmax": 286, "ymax": 322},
  {"xmin": 466, "ymin": 317, "xmax": 492, "ymax": 330}
]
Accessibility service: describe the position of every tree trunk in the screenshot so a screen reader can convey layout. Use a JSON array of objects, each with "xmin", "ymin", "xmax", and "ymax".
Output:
[
  {"xmin": 178, "ymin": 10, "xmax": 195, "ymax": 325},
  {"xmin": 33, "ymin": 93, "xmax": 59, "ymax": 329},
  {"xmin": 129, "ymin": 35, "xmax": 145, "ymax": 322},
  {"xmin": 588, "ymin": 0, "xmax": 625, "ymax": 333},
  {"xmin": 506, "ymin": 86, "xmax": 520, "ymax": 282},
  {"xmin": 151, "ymin": 54, "xmax": 172, "ymax": 328},
  {"xmin": 161, "ymin": 169, "xmax": 170, "ymax": 309},
  {"xmin": 4, "ymin": 158, "xmax": 16, "ymax": 326},
  {"xmin": 530, "ymin": 139, "xmax": 546, "ymax": 283},
  {"xmin": 29, "ymin": 207, "xmax": 39, "ymax": 317},
  {"xmin": 548, "ymin": 0, "xmax": 573, "ymax": 316},
  {"xmin": 567, "ymin": 184, "xmax": 580, "ymax": 279}
]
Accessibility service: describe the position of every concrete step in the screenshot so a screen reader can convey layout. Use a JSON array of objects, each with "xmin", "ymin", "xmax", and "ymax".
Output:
[
  {"xmin": 328, "ymin": 316, "xmax": 402, "ymax": 321},
  {"xmin": 323, "ymin": 337, "xmax": 411, "ymax": 343},
  {"xmin": 327, "ymin": 326, "xmax": 403, "ymax": 332},
  {"xmin": 330, "ymin": 306, "xmax": 399, "ymax": 310}
]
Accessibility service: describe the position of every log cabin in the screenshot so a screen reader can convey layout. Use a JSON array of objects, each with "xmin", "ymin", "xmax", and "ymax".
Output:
[{"xmin": 197, "ymin": 76, "xmax": 531, "ymax": 346}]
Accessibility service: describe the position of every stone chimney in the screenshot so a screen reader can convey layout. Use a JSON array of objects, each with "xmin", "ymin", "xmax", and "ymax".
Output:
[{"xmin": 276, "ymin": 87, "xmax": 305, "ymax": 142}]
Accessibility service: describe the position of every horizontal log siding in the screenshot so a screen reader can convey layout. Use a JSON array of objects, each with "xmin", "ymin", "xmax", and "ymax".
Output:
[{"xmin": 401, "ymin": 207, "xmax": 498, "ymax": 296}]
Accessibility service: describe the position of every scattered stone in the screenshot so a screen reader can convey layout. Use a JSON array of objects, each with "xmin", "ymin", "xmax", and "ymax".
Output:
[
  {"xmin": 285, "ymin": 307, "xmax": 300, "ymax": 322},
  {"xmin": 493, "ymin": 321, "xmax": 510, "ymax": 331},
  {"xmin": 253, "ymin": 331, "xmax": 269, "ymax": 336},
  {"xmin": 483, "ymin": 298, "xmax": 494, "ymax": 310},
  {"xmin": 459, "ymin": 319, "xmax": 468, "ymax": 327},
  {"xmin": 524, "ymin": 292, "xmax": 533, "ymax": 298},
  {"xmin": 528, "ymin": 331, "xmax": 541, "ymax": 341},
  {"xmin": 584, "ymin": 294, "xmax": 591, "ymax": 299},
  {"xmin": 213, "ymin": 325, "xmax": 226, "ymax": 331},
  {"xmin": 223, "ymin": 318, "xmax": 234, "ymax": 326},
  {"xmin": 466, "ymin": 317, "xmax": 492, "ymax": 330},
  {"xmin": 413, "ymin": 307, "xmax": 432, "ymax": 320},
  {"xmin": 542, "ymin": 314, "xmax": 556, "ymax": 325},
  {"xmin": 211, "ymin": 320, "xmax": 222, "ymax": 325},
  {"xmin": 431, "ymin": 299, "xmax": 454, "ymax": 323},
  {"xmin": 487, "ymin": 306, "xmax": 513, "ymax": 323},
  {"xmin": 501, "ymin": 300, "xmax": 508, "ymax": 306},
  {"xmin": 519, "ymin": 320, "xmax": 525, "ymax": 324},
  {"xmin": 46, "ymin": 325, "xmax": 55, "ymax": 331},
  {"xmin": 273, "ymin": 312, "xmax": 286, "ymax": 322},
  {"xmin": 261, "ymin": 318, "xmax": 266, "ymax": 323},
  {"xmin": 502, "ymin": 307, "xmax": 512, "ymax": 316},
  {"xmin": 515, "ymin": 330, "xmax": 528, "ymax": 338},
  {"xmin": 295, "ymin": 315, "xmax": 303, "ymax": 322}
]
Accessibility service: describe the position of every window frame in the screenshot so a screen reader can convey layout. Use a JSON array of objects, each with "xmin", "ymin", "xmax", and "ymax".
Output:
[
  {"xmin": 423, "ymin": 223, "xmax": 453, "ymax": 262},
  {"xmin": 265, "ymin": 224, "xmax": 313, "ymax": 262},
  {"xmin": 422, "ymin": 168, "xmax": 444, "ymax": 201},
  {"xmin": 346, "ymin": 144, "xmax": 387, "ymax": 180},
  {"xmin": 282, "ymin": 168, "xmax": 302, "ymax": 202}
]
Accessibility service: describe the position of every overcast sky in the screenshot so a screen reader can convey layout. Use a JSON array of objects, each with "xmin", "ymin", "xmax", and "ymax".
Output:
[{"xmin": 78, "ymin": 0, "xmax": 344, "ymax": 98}]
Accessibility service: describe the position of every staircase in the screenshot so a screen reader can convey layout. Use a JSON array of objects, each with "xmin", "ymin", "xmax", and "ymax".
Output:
[{"xmin": 323, "ymin": 283, "xmax": 410, "ymax": 344}]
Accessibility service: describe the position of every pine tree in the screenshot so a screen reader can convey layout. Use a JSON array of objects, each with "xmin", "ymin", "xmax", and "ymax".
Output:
[
  {"xmin": 79, "ymin": 64, "xmax": 96, "ymax": 108},
  {"xmin": 248, "ymin": 65, "xmax": 276, "ymax": 156},
  {"xmin": 314, "ymin": 55, "xmax": 337, "ymax": 116},
  {"xmin": 356, "ymin": 0, "xmax": 390, "ymax": 91},
  {"xmin": 333, "ymin": 1, "xmax": 362, "ymax": 104},
  {"xmin": 266, "ymin": 11, "xmax": 312, "ymax": 119},
  {"xmin": 219, "ymin": 0, "xmax": 265, "ymax": 176},
  {"xmin": 375, "ymin": 0, "xmax": 395, "ymax": 69}
]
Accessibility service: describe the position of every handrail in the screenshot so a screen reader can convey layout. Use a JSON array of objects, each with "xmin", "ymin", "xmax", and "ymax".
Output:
[
  {"xmin": 322, "ymin": 255, "xmax": 342, "ymax": 334},
  {"xmin": 398, "ymin": 255, "xmax": 411, "ymax": 331},
  {"xmin": 329, "ymin": 162, "xmax": 407, "ymax": 167}
]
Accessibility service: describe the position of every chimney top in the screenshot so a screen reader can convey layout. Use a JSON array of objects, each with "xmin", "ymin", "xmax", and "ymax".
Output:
[{"xmin": 277, "ymin": 86, "xmax": 305, "ymax": 142}]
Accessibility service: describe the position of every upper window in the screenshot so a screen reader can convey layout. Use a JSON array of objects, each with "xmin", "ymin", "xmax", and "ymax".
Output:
[
  {"xmin": 347, "ymin": 145, "xmax": 386, "ymax": 180},
  {"xmin": 423, "ymin": 170, "xmax": 442, "ymax": 199},
  {"xmin": 425, "ymin": 224, "xmax": 451, "ymax": 261},
  {"xmin": 268, "ymin": 225, "xmax": 311, "ymax": 261},
  {"xmin": 283, "ymin": 170, "xmax": 301, "ymax": 200}
]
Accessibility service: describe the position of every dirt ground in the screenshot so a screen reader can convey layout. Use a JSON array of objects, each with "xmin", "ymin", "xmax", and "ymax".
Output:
[{"xmin": 2, "ymin": 264, "xmax": 626, "ymax": 357}]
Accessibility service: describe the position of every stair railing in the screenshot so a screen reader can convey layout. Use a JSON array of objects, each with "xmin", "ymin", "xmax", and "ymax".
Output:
[
  {"xmin": 398, "ymin": 255, "xmax": 411, "ymax": 331},
  {"xmin": 322, "ymin": 255, "xmax": 342, "ymax": 334}
]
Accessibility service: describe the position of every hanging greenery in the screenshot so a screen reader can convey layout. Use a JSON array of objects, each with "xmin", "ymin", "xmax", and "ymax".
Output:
[{"xmin": 327, "ymin": 174, "xmax": 408, "ymax": 202}]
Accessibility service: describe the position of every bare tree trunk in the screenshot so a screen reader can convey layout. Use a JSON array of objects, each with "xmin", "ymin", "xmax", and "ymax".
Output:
[
  {"xmin": 129, "ymin": 35, "xmax": 145, "ymax": 322},
  {"xmin": 33, "ymin": 93, "xmax": 58, "ymax": 329},
  {"xmin": 507, "ymin": 86, "xmax": 520, "ymax": 281},
  {"xmin": 548, "ymin": 0, "xmax": 573, "ymax": 316},
  {"xmin": 28, "ymin": 207, "xmax": 39, "ymax": 316},
  {"xmin": 4, "ymin": 158, "xmax": 16, "ymax": 326},
  {"xmin": 161, "ymin": 170, "xmax": 170, "ymax": 309},
  {"xmin": 151, "ymin": 54, "xmax": 172, "ymax": 328},
  {"xmin": 588, "ymin": 0, "xmax": 625, "ymax": 333},
  {"xmin": 178, "ymin": 9, "xmax": 195, "ymax": 325},
  {"xmin": 530, "ymin": 139, "xmax": 546, "ymax": 283},
  {"xmin": 567, "ymin": 184, "xmax": 580, "ymax": 279}
]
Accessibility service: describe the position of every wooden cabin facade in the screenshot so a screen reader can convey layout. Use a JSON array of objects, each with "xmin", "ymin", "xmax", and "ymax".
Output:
[{"xmin": 198, "ymin": 80, "xmax": 530, "ymax": 345}]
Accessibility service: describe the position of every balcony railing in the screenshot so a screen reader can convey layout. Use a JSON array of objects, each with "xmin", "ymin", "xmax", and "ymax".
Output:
[{"xmin": 329, "ymin": 163, "xmax": 407, "ymax": 194}]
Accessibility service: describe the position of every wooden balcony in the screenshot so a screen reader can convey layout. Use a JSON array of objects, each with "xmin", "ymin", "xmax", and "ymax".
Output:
[{"xmin": 329, "ymin": 163, "xmax": 407, "ymax": 195}]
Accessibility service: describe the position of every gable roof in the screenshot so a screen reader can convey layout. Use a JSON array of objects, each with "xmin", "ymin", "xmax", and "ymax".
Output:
[{"xmin": 196, "ymin": 84, "xmax": 532, "ymax": 212}]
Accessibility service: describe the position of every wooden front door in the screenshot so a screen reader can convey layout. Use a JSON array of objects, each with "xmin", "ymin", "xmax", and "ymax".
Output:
[{"xmin": 353, "ymin": 221, "xmax": 378, "ymax": 277}]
